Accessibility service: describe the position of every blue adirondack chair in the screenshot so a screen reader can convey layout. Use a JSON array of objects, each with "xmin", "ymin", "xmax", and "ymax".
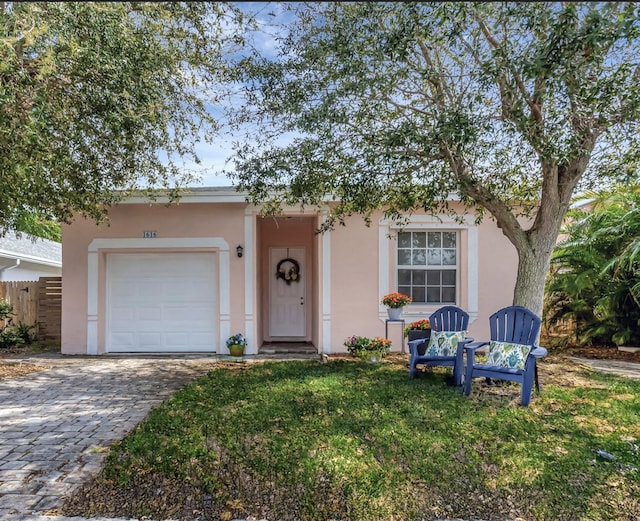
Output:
[
  {"xmin": 464, "ymin": 305, "xmax": 548, "ymax": 406},
  {"xmin": 408, "ymin": 305, "xmax": 472, "ymax": 385}
]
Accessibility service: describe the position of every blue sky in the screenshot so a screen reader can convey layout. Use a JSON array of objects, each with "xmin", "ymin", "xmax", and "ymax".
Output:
[{"xmin": 183, "ymin": 2, "xmax": 293, "ymax": 188}]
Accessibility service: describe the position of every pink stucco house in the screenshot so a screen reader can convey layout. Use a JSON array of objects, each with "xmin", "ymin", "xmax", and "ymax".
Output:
[{"xmin": 61, "ymin": 187, "xmax": 520, "ymax": 355}]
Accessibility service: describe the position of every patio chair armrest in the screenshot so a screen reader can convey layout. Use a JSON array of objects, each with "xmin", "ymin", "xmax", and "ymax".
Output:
[
  {"xmin": 464, "ymin": 341, "xmax": 488, "ymax": 352},
  {"xmin": 456, "ymin": 337, "xmax": 474, "ymax": 352},
  {"xmin": 408, "ymin": 338, "xmax": 428, "ymax": 356},
  {"xmin": 530, "ymin": 346, "xmax": 548, "ymax": 358}
]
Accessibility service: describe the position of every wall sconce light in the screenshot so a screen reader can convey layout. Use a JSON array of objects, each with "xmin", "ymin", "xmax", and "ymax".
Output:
[{"xmin": 236, "ymin": 245, "xmax": 244, "ymax": 258}]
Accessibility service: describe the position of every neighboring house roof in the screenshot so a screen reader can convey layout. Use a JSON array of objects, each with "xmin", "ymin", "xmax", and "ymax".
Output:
[
  {"xmin": 0, "ymin": 231, "xmax": 62, "ymax": 268},
  {"xmin": 570, "ymin": 197, "xmax": 595, "ymax": 210}
]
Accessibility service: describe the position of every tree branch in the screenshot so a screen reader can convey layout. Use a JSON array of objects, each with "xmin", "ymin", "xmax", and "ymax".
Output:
[
  {"xmin": 474, "ymin": 9, "xmax": 545, "ymax": 129},
  {"xmin": 441, "ymin": 145, "xmax": 530, "ymax": 251},
  {"xmin": 416, "ymin": 38, "xmax": 452, "ymax": 107},
  {"xmin": 383, "ymin": 96, "xmax": 432, "ymax": 117}
]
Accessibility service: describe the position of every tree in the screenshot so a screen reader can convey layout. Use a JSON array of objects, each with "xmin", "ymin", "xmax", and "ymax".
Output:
[
  {"xmin": 228, "ymin": 2, "xmax": 640, "ymax": 316},
  {"xmin": 14, "ymin": 210, "xmax": 61, "ymax": 242},
  {"xmin": 0, "ymin": 1, "xmax": 244, "ymax": 232},
  {"xmin": 545, "ymin": 186, "xmax": 640, "ymax": 346}
]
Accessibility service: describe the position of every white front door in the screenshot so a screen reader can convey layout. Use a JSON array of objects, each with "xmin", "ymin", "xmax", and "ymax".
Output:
[{"xmin": 269, "ymin": 247, "xmax": 306, "ymax": 338}]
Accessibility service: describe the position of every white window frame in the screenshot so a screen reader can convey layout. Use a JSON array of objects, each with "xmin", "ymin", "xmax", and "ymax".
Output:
[
  {"xmin": 396, "ymin": 230, "xmax": 458, "ymax": 305},
  {"xmin": 378, "ymin": 215, "xmax": 478, "ymax": 324}
]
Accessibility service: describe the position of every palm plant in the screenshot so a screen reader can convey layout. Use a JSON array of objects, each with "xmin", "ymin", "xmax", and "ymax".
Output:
[{"xmin": 545, "ymin": 186, "xmax": 640, "ymax": 346}]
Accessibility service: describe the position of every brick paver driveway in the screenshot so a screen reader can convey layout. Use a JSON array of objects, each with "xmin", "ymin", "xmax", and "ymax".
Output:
[{"xmin": 0, "ymin": 355, "xmax": 218, "ymax": 520}]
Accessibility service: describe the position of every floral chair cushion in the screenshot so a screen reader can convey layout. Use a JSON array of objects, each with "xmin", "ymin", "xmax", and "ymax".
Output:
[
  {"xmin": 487, "ymin": 340, "xmax": 532, "ymax": 370},
  {"xmin": 426, "ymin": 330, "xmax": 467, "ymax": 357}
]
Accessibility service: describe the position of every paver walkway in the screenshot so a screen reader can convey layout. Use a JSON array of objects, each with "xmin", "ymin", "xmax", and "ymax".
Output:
[
  {"xmin": 570, "ymin": 356, "xmax": 640, "ymax": 379},
  {"xmin": 0, "ymin": 355, "xmax": 221, "ymax": 521}
]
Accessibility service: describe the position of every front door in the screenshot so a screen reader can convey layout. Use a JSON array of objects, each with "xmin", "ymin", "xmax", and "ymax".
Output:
[{"xmin": 269, "ymin": 247, "xmax": 306, "ymax": 338}]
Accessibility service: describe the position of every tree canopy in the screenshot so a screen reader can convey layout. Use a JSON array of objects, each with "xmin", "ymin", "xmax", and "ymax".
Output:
[
  {"xmin": 228, "ymin": 1, "xmax": 640, "ymax": 314},
  {"xmin": 0, "ymin": 1, "xmax": 244, "ymax": 232}
]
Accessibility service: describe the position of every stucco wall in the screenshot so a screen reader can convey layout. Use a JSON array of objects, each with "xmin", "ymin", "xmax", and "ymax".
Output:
[
  {"xmin": 62, "ymin": 198, "xmax": 520, "ymax": 355},
  {"xmin": 328, "ymin": 208, "xmax": 519, "ymax": 349},
  {"xmin": 61, "ymin": 202, "xmax": 247, "ymax": 354}
]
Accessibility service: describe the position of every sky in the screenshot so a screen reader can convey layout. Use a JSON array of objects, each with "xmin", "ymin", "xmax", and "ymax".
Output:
[{"xmin": 182, "ymin": 2, "xmax": 293, "ymax": 188}]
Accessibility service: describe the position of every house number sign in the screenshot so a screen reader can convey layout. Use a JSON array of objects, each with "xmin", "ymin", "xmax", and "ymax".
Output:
[{"xmin": 143, "ymin": 231, "xmax": 157, "ymax": 238}]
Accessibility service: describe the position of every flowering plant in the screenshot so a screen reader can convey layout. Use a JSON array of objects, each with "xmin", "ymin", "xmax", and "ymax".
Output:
[
  {"xmin": 226, "ymin": 333, "xmax": 247, "ymax": 347},
  {"xmin": 344, "ymin": 335, "xmax": 392, "ymax": 359},
  {"xmin": 381, "ymin": 292, "xmax": 412, "ymax": 309},
  {"xmin": 403, "ymin": 319, "xmax": 431, "ymax": 338}
]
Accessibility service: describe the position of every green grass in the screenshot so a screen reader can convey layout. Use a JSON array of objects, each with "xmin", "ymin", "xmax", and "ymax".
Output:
[{"xmin": 74, "ymin": 357, "xmax": 640, "ymax": 521}]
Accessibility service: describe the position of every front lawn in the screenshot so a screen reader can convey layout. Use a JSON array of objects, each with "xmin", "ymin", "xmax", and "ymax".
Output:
[{"xmin": 63, "ymin": 355, "xmax": 640, "ymax": 521}]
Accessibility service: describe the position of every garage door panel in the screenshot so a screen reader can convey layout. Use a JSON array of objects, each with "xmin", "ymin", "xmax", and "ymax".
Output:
[
  {"xmin": 166, "ymin": 306, "xmax": 211, "ymax": 321},
  {"xmin": 139, "ymin": 332, "xmax": 163, "ymax": 347},
  {"xmin": 136, "ymin": 306, "xmax": 162, "ymax": 320},
  {"xmin": 189, "ymin": 332, "xmax": 214, "ymax": 347},
  {"xmin": 111, "ymin": 281, "xmax": 137, "ymax": 298},
  {"xmin": 186, "ymin": 281, "xmax": 216, "ymax": 298},
  {"xmin": 110, "ymin": 307, "xmax": 135, "ymax": 321},
  {"xmin": 107, "ymin": 253, "xmax": 217, "ymax": 353},
  {"xmin": 111, "ymin": 333, "xmax": 135, "ymax": 348},
  {"xmin": 137, "ymin": 281, "xmax": 163, "ymax": 298}
]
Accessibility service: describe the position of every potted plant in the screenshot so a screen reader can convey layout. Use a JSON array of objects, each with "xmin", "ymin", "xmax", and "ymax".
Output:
[
  {"xmin": 344, "ymin": 335, "xmax": 392, "ymax": 363},
  {"xmin": 404, "ymin": 319, "xmax": 432, "ymax": 341},
  {"xmin": 226, "ymin": 333, "xmax": 247, "ymax": 357},
  {"xmin": 381, "ymin": 292, "xmax": 412, "ymax": 320},
  {"xmin": 404, "ymin": 319, "xmax": 431, "ymax": 355}
]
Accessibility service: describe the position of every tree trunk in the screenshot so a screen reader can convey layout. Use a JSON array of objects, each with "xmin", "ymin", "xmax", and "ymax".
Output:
[{"xmin": 512, "ymin": 246, "xmax": 553, "ymax": 318}]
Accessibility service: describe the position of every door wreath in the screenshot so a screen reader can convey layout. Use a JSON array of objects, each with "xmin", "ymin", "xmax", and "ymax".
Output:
[{"xmin": 276, "ymin": 258, "xmax": 301, "ymax": 285}]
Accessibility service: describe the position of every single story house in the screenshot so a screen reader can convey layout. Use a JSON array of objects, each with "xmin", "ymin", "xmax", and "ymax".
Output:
[
  {"xmin": 0, "ymin": 231, "xmax": 62, "ymax": 282},
  {"xmin": 61, "ymin": 187, "xmax": 521, "ymax": 355}
]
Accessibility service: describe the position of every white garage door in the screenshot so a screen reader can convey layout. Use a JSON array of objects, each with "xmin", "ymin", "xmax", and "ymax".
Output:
[{"xmin": 106, "ymin": 253, "xmax": 217, "ymax": 352}]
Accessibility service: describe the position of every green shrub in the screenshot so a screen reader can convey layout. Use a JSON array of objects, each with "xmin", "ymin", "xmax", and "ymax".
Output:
[
  {"xmin": 0, "ymin": 299, "xmax": 38, "ymax": 348},
  {"xmin": 545, "ymin": 186, "xmax": 640, "ymax": 346},
  {"xmin": 343, "ymin": 335, "xmax": 392, "ymax": 359},
  {"xmin": 0, "ymin": 299, "xmax": 13, "ymax": 324}
]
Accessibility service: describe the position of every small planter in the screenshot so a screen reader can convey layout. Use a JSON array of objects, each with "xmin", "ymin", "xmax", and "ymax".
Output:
[
  {"xmin": 355, "ymin": 349, "xmax": 385, "ymax": 363},
  {"xmin": 387, "ymin": 307, "xmax": 403, "ymax": 320},
  {"xmin": 364, "ymin": 352, "xmax": 381, "ymax": 364},
  {"xmin": 407, "ymin": 330, "xmax": 431, "ymax": 355},
  {"xmin": 344, "ymin": 335, "xmax": 391, "ymax": 362},
  {"xmin": 228, "ymin": 344, "xmax": 245, "ymax": 357}
]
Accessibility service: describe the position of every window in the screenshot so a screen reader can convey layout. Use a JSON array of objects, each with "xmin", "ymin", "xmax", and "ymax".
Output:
[{"xmin": 397, "ymin": 231, "xmax": 457, "ymax": 304}]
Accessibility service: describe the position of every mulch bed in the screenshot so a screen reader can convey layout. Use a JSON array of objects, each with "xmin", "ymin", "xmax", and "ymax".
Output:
[
  {"xmin": 0, "ymin": 362, "xmax": 51, "ymax": 380},
  {"xmin": 0, "ymin": 345, "xmax": 57, "ymax": 380}
]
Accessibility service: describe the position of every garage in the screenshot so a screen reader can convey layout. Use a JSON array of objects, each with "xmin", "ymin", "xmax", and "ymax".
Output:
[{"xmin": 106, "ymin": 252, "xmax": 217, "ymax": 352}]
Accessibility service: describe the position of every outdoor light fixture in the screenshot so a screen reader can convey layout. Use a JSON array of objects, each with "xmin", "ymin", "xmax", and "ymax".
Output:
[{"xmin": 236, "ymin": 245, "xmax": 244, "ymax": 258}]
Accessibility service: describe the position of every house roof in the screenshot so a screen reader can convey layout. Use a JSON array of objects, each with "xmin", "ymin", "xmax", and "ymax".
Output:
[
  {"xmin": 121, "ymin": 185, "xmax": 466, "ymax": 205},
  {"xmin": 0, "ymin": 231, "xmax": 62, "ymax": 267},
  {"xmin": 122, "ymin": 186, "xmax": 246, "ymax": 204}
]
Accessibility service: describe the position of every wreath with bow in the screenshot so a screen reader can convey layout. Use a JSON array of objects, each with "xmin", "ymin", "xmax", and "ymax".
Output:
[{"xmin": 276, "ymin": 258, "xmax": 301, "ymax": 285}]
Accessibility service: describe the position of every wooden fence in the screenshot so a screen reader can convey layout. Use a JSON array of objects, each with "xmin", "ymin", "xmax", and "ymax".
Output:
[
  {"xmin": 0, "ymin": 280, "xmax": 39, "ymax": 326},
  {"xmin": 0, "ymin": 276, "xmax": 62, "ymax": 345},
  {"xmin": 38, "ymin": 277, "xmax": 62, "ymax": 344}
]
